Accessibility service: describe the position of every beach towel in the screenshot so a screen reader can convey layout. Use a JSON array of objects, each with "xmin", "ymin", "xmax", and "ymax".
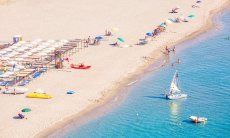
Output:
[{"xmin": 33, "ymin": 72, "xmax": 41, "ymax": 78}]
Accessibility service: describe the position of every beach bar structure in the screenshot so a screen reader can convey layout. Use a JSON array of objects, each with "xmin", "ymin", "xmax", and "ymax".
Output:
[{"xmin": 0, "ymin": 38, "xmax": 89, "ymax": 86}]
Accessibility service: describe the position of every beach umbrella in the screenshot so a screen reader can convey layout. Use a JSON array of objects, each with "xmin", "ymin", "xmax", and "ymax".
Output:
[
  {"xmin": 60, "ymin": 39, "xmax": 69, "ymax": 43},
  {"xmin": 10, "ymin": 46, "xmax": 18, "ymax": 49},
  {"xmin": 0, "ymin": 51, "xmax": 7, "ymax": 54},
  {"xmin": 160, "ymin": 24, "xmax": 167, "ymax": 28},
  {"xmin": 52, "ymin": 44, "xmax": 60, "ymax": 48},
  {"xmin": 47, "ymin": 40, "xmax": 55, "ymax": 43},
  {"xmin": 21, "ymin": 54, "xmax": 29, "ymax": 58},
  {"xmin": 35, "ymin": 39, "xmax": 43, "ymax": 42},
  {"xmin": 188, "ymin": 14, "xmax": 195, "ymax": 18},
  {"xmin": 165, "ymin": 19, "xmax": 172, "ymax": 25},
  {"xmin": 18, "ymin": 41, "xmax": 26, "ymax": 44},
  {"xmin": 5, "ymin": 48, "xmax": 13, "ymax": 52},
  {"xmin": 117, "ymin": 37, "xmax": 125, "ymax": 42},
  {"xmin": 30, "ymin": 49, "xmax": 38, "ymax": 53},
  {"xmin": 42, "ymin": 50, "xmax": 51, "ymax": 54},
  {"xmin": 38, "ymin": 47, "xmax": 44, "ymax": 50},
  {"xmin": 17, "ymin": 48, "xmax": 25, "ymax": 52},
  {"xmin": 25, "ymin": 44, "xmax": 33, "ymax": 48},
  {"xmin": 0, "ymin": 73, "xmax": 9, "ymax": 78},
  {"xmin": 95, "ymin": 36, "xmax": 103, "ymax": 40},
  {"xmin": 37, "ymin": 45, "xmax": 47, "ymax": 49},
  {"xmin": 146, "ymin": 32, "xmax": 153, "ymax": 37},
  {"xmin": 7, "ymin": 54, "xmax": 15, "ymax": 58},
  {"xmin": 16, "ymin": 65, "xmax": 25, "ymax": 69},
  {"xmin": 11, "ymin": 51, "xmax": 19, "ymax": 55},
  {"xmin": 31, "ymin": 41, "xmax": 38, "ymax": 45},
  {"xmin": 67, "ymin": 90, "xmax": 75, "ymax": 94},
  {"xmin": 22, "ymin": 108, "xmax": 31, "ymax": 112},
  {"xmin": 1, "ymin": 57, "xmax": 9, "ymax": 60},
  {"xmin": 26, "ymin": 52, "xmax": 33, "ymax": 56},
  {"xmin": 8, "ymin": 61, "xmax": 17, "ymax": 65},
  {"xmin": 37, "ymin": 52, "xmax": 47, "ymax": 56},
  {"xmin": 48, "ymin": 47, "xmax": 55, "ymax": 50},
  {"xmin": 5, "ymin": 71, "xmax": 14, "ymax": 76},
  {"xmin": 43, "ymin": 42, "xmax": 51, "ymax": 46},
  {"xmin": 168, "ymin": 18, "xmax": 175, "ymax": 22},
  {"xmin": 15, "ymin": 58, "xmax": 23, "ymax": 61}
]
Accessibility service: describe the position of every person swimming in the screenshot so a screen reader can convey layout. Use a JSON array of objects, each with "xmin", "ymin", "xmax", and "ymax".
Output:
[{"xmin": 171, "ymin": 59, "xmax": 181, "ymax": 67}]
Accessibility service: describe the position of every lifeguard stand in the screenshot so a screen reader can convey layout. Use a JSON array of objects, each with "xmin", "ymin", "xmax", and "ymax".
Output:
[{"xmin": 54, "ymin": 50, "xmax": 63, "ymax": 69}]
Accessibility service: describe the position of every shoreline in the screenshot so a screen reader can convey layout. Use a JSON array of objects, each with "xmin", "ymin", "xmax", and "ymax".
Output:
[{"xmin": 37, "ymin": 1, "xmax": 230, "ymax": 137}]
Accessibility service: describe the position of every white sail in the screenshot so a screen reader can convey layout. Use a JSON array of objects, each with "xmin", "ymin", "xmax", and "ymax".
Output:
[
  {"xmin": 166, "ymin": 71, "xmax": 187, "ymax": 100},
  {"xmin": 170, "ymin": 71, "xmax": 181, "ymax": 94}
]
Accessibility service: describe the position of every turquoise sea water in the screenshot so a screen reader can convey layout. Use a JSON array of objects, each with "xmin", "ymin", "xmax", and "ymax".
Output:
[{"xmin": 56, "ymin": 10, "xmax": 230, "ymax": 138}]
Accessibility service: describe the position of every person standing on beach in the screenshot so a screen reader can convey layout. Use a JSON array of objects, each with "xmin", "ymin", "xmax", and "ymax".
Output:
[
  {"xmin": 87, "ymin": 36, "xmax": 91, "ymax": 44},
  {"xmin": 105, "ymin": 29, "xmax": 108, "ymax": 36},
  {"xmin": 177, "ymin": 58, "xmax": 181, "ymax": 64},
  {"xmin": 165, "ymin": 46, "xmax": 170, "ymax": 55},
  {"xmin": 172, "ymin": 46, "xmax": 176, "ymax": 52}
]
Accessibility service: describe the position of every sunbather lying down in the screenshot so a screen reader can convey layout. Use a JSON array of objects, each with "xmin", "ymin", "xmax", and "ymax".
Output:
[
  {"xmin": 110, "ymin": 42, "xmax": 119, "ymax": 46},
  {"xmin": 18, "ymin": 113, "xmax": 24, "ymax": 119},
  {"xmin": 170, "ymin": 7, "xmax": 179, "ymax": 13},
  {"xmin": 192, "ymin": 4, "xmax": 200, "ymax": 8}
]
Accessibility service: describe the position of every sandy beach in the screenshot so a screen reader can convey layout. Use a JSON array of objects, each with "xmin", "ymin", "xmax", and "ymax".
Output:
[{"xmin": 0, "ymin": 0, "xmax": 229, "ymax": 137}]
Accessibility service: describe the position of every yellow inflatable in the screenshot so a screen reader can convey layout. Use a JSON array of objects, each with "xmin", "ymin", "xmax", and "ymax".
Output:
[{"xmin": 27, "ymin": 92, "xmax": 52, "ymax": 99}]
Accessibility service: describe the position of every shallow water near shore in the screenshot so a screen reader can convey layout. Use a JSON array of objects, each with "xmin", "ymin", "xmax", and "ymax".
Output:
[{"xmin": 54, "ymin": 10, "xmax": 230, "ymax": 138}]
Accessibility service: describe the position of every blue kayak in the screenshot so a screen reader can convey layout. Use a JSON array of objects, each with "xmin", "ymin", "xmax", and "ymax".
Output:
[{"xmin": 67, "ymin": 90, "xmax": 75, "ymax": 94}]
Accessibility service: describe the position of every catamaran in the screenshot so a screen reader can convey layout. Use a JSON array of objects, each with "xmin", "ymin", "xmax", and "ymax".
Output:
[{"xmin": 165, "ymin": 71, "xmax": 187, "ymax": 100}]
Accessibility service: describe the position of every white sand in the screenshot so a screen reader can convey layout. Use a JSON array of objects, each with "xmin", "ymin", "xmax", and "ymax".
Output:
[{"xmin": 0, "ymin": 0, "xmax": 229, "ymax": 137}]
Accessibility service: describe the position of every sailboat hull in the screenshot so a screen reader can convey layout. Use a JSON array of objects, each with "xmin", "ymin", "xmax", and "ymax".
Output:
[{"xmin": 166, "ymin": 93, "xmax": 187, "ymax": 100}]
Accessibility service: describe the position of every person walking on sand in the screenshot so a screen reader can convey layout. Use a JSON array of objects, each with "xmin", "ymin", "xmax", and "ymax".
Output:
[
  {"xmin": 172, "ymin": 46, "xmax": 176, "ymax": 52},
  {"xmin": 87, "ymin": 36, "xmax": 91, "ymax": 44},
  {"xmin": 165, "ymin": 46, "xmax": 170, "ymax": 55},
  {"xmin": 105, "ymin": 29, "xmax": 108, "ymax": 36},
  {"xmin": 14, "ymin": 87, "xmax": 16, "ymax": 95}
]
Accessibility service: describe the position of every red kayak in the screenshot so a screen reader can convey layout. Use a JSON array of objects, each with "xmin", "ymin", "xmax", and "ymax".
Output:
[{"xmin": 70, "ymin": 64, "xmax": 91, "ymax": 69}]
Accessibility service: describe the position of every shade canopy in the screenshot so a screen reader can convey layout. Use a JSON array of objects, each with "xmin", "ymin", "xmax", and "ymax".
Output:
[
  {"xmin": 95, "ymin": 36, "xmax": 103, "ymax": 40},
  {"xmin": 22, "ymin": 108, "xmax": 31, "ymax": 112},
  {"xmin": 165, "ymin": 19, "xmax": 172, "ymax": 25},
  {"xmin": 117, "ymin": 37, "xmax": 125, "ymax": 42},
  {"xmin": 146, "ymin": 32, "xmax": 153, "ymax": 36},
  {"xmin": 188, "ymin": 14, "xmax": 195, "ymax": 18},
  {"xmin": 67, "ymin": 90, "xmax": 75, "ymax": 94}
]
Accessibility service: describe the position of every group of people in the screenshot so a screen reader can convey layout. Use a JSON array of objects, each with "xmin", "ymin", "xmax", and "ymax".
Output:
[
  {"xmin": 165, "ymin": 46, "xmax": 176, "ymax": 55},
  {"xmin": 105, "ymin": 29, "xmax": 112, "ymax": 36},
  {"xmin": 164, "ymin": 46, "xmax": 181, "ymax": 67},
  {"xmin": 85, "ymin": 36, "xmax": 100, "ymax": 46}
]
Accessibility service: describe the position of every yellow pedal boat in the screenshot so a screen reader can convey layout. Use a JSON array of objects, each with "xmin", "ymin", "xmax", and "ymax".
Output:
[{"xmin": 27, "ymin": 92, "xmax": 52, "ymax": 99}]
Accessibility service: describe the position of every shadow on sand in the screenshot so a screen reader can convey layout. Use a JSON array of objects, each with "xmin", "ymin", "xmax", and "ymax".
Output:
[{"xmin": 13, "ymin": 116, "xmax": 21, "ymax": 119}]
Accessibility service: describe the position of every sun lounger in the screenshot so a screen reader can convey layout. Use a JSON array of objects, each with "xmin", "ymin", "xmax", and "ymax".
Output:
[
  {"xmin": 0, "ymin": 81, "xmax": 8, "ymax": 86},
  {"xmin": 18, "ymin": 80, "xmax": 30, "ymax": 86}
]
